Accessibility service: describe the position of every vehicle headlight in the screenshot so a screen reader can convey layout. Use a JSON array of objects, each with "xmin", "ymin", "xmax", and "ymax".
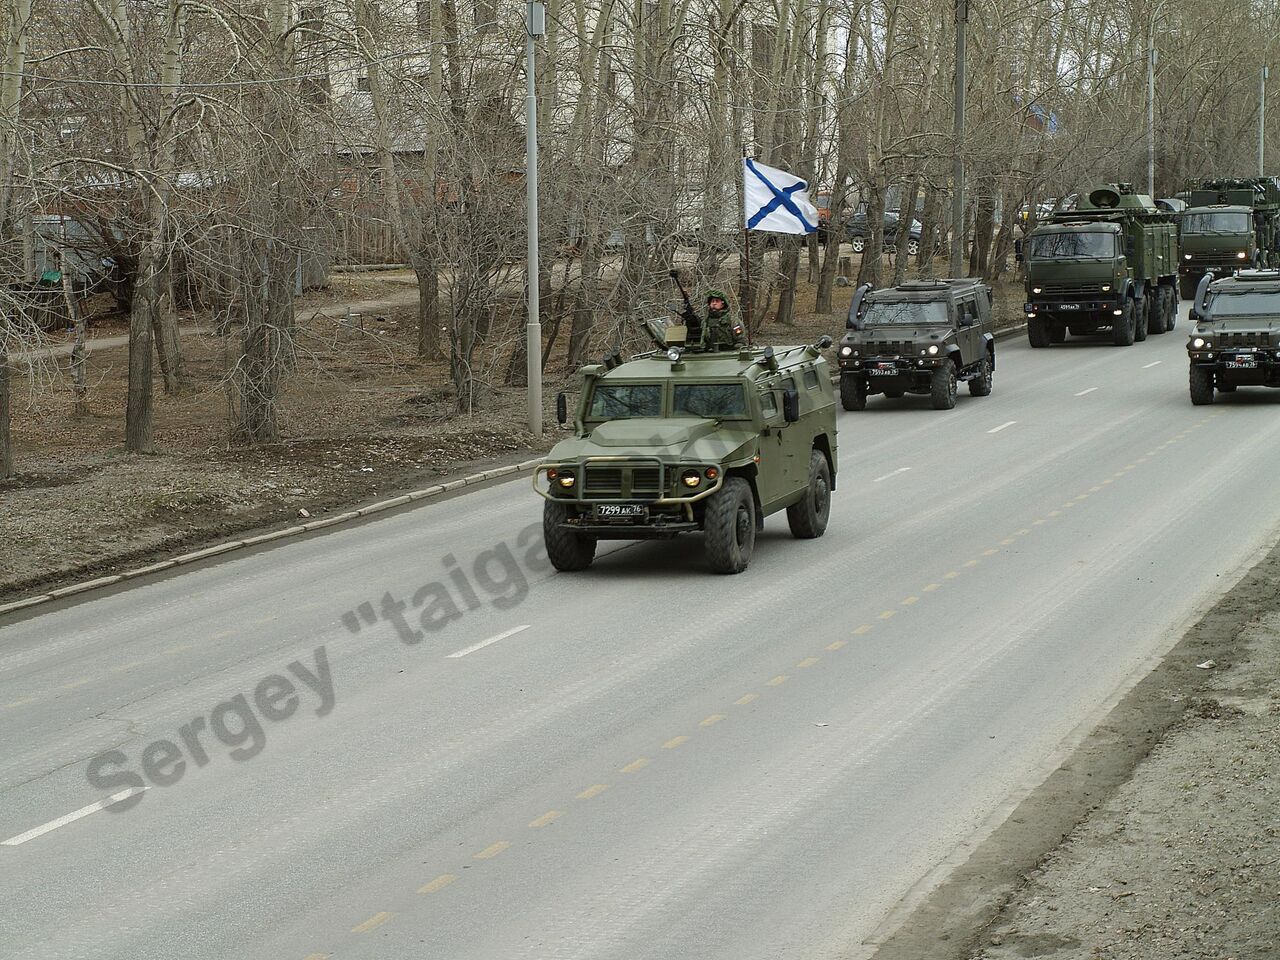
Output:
[
  {"xmin": 680, "ymin": 469, "xmax": 701, "ymax": 488},
  {"xmin": 558, "ymin": 472, "xmax": 576, "ymax": 488},
  {"xmin": 666, "ymin": 347, "xmax": 681, "ymax": 361},
  {"xmin": 1237, "ymin": 251, "xmax": 1249, "ymax": 260},
  {"xmin": 839, "ymin": 345, "xmax": 853, "ymax": 357},
  {"xmin": 1192, "ymin": 337, "xmax": 1205, "ymax": 349},
  {"xmin": 1031, "ymin": 286, "xmax": 1042, "ymax": 294},
  {"xmin": 1184, "ymin": 253, "xmax": 1193, "ymax": 260},
  {"xmin": 927, "ymin": 344, "xmax": 940, "ymax": 355},
  {"xmin": 1101, "ymin": 283, "xmax": 1111, "ymax": 292}
]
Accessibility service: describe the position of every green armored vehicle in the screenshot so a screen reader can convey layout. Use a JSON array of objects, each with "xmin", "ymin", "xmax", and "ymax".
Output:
[
  {"xmin": 836, "ymin": 278, "xmax": 996, "ymax": 410},
  {"xmin": 535, "ymin": 309, "xmax": 838, "ymax": 574},
  {"xmin": 1186, "ymin": 268, "xmax": 1280, "ymax": 404},
  {"xmin": 1019, "ymin": 184, "xmax": 1179, "ymax": 347},
  {"xmin": 1178, "ymin": 178, "xmax": 1280, "ymax": 298}
]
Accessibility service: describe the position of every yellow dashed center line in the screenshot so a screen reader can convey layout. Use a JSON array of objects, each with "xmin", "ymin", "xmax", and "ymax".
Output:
[
  {"xmin": 983, "ymin": 548, "xmax": 998, "ymax": 556},
  {"xmin": 1016, "ymin": 528, "xmax": 1030, "ymax": 536},
  {"xmin": 110, "ymin": 662, "xmax": 142, "ymax": 674},
  {"xmin": 418, "ymin": 874, "xmax": 457, "ymax": 895},
  {"xmin": 351, "ymin": 912, "xmax": 393, "ymax": 934},
  {"xmin": 765, "ymin": 675, "xmax": 788, "ymax": 687},
  {"xmin": 853, "ymin": 624, "xmax": 873, "ymax": 635},
  {"xmin": 529, "ymin": 810, "xmax": 562, "ymax": 828},
  {"xmin": 162, "ymin": 643, "xmax": 194, "ymax": 655},
  {"xmin": 736, "ymin": 692, "xmax": 759, "ymax": 704},
  {"xmin": 473, "ymin": 841, "xmax": 511, "ymax": 860},
  {"xmin": 302, "ymin": 953, "xmax": 330, "ymax": 960},
  {"xmin": 922, "ymin": 583, "xmax": 941, "ymax": 592},
  {"xmin": 3, "ymin": 697, "xmax": 36, "ymax": 710},
  {"xmin": 620, "ymin": 758, "xmax": 650, "ymax": 773},
  {"xmin": 796, "ymin": 657, "xmax": 819, "ymax": 669},
  {"xmin": 943, "ymin": 570, "xmax": 960, "ymax": 579},
  {"xmin": 963, "ymin": 559, "xmax": 979, "ymax": 567},
  {"xmin": 662, "ymin": 736, "xmax": 690, "ymax": 750},
  {"xmin": 63, "ymin": 678, "xmax": 92, "ymax": 690},
  {"xmin": 878, "ymin": 609, "xmax": 897, "ymax": 619},
  {"xmin": 577, "ymin": 784, "xmax": 608, "ymax": 800},
  {"xmin": 1101, "ymin": 477, "xmax": 1114, "ymax": 485},
  {"xmin": 901, "ymin": 596, "xmax": 920, "ymax": 605},
  {"xmin": 825, "ymin": 640, "xmax": 847, "ymax": 652},
  {"xmin": 700, "ymin": 714, "xmax": 726, "ymax": 727}
]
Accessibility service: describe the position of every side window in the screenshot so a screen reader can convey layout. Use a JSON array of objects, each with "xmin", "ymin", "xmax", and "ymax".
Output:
[
  {"xmin": 760, "ymin": 390, "xmax": 778, "ymax": 418},
  {"xmin": 803, "ymin": 368, "xmax": 820, "ymax": 390}
]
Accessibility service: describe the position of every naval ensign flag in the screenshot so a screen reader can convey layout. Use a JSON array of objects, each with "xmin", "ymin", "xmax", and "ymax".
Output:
[{"xmin": 742, "ymin": 158, "xmax": 819, "ymax": 234}]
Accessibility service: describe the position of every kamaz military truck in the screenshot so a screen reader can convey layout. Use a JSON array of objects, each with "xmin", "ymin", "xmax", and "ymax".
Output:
[
  {"xmin": 1019, "ymin": 184, "xmax": 1179, "ymax": 347},
  {"xmin": 534, "ymin": 316, "xmax": 838, "ymax": 575},
  {"xmin": 836, "ymin": 278, "xmax": 996, "ymax": 410},
  {"xmin": 1186, "ymin": 268, "xmax": 1280, "ymax": 404},
  {"xmin": 1178, "ymin": 177, "xmax": 1280, "ymax": 299}
]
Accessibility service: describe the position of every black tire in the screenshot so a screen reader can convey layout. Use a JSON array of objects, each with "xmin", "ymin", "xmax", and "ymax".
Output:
[
  {"xmin": 1179, "ymin": 275, "xmax": 1197, "ymax": 300},
  {"xmin": 840, "ymin": 374, "xmax": 867, "ymax": 411},
  {"xmin": 1165, "ymin": 286, "xmax": 1178, "ymax": 331},
  {"xmin": 1134, "ymin": 297, "xmax": 1149, "ymax": 341},
  {"xmin": 1028, "ymin": 316, "xmax": 1052, "ymax": 348},
  {"xmin": 704, "ymin": 477, "xmax": 756, "ymax": 574},
  {"xmin": 543, "ymin": 501, "xmax": 597, "ymax": 571},
  {"xmin": 905, "ymin": 239, "xmax": 921, "ymax": 257},
  {"xmin": 930, "ymin": 363, "xmax": 958, "ymax": 410},
  {"xmin": 1147, "ymin": 289, "xmax": 1166, "ymax": 335},
  {"xmin": 1049, "ymin": 319, "xmax": 1067, "ymax": 343},
  {"xmin": 1112, "ymin": 299, "xmax": 1135, "ymax": 346},
  {"xmin": 786, "ymin": 450, "xmax": 832, "ymax": 539},
  {"xmin": 1189, "ymin": 365, "xmax": 1215, "ymax": 405},
  {"xmin": 850, "ymin": 236, "xmax": 865, "ymax": 254},
  {"xmin": 968, "ymin": 355, "xmax": 993, "ymax": 396}
]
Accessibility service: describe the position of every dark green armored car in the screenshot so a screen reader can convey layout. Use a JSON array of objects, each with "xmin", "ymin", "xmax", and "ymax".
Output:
[
  {"xmin": 836, "ymin": 278, "xmax": 996, "ymax": 411},
  {"xmin": 1186, "ymin": 269, "xmax": 1280, "ymax": 404},
  {"xmin": 535, "ymin": 318, "xmax": 838, "ymax": 574}
]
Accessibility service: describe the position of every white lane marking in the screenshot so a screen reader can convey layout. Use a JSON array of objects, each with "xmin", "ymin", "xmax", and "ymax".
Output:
[
  {"xmin": 872, "ymin": 467, "xmax": 911, "ymax": 483},
  {"xmin": 447, "ymin": 625, "xmax": 531, "ymax": 659},
  {"xmin": 2, "ymin": 787, "xmax": 148, "ymax": 845},
  {"xmin": 988, "ymin": 421, "xmax": 1018, "ymax": 434},
  {"xmin": 1142, "ymin": 360, "xmax": 1163, "ymax": 369},
  {"xmin": 1075, "ymin": 387, "xmax": 1098, "ymax": 396}
]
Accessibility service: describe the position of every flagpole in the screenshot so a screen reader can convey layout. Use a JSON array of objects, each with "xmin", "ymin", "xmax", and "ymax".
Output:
[{"xmin": 741, "ymin": 146, "xmax": 752, "ymax": 342}]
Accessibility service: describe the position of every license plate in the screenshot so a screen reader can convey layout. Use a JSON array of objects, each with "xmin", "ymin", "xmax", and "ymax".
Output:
[
  {"xmin": 595, "ymin": 503, "xmax": 645, "ymax": 519},
  {"xmin": 1059, "ymin": 303, "xmax": 1081, "ymax": 310},
  {"xmin": 869, "ymin": 364, "xmax": 897, "ymax": 376},
  {"xmin": 1226, "ymin": 357, "xmax": 1256, "ymax": 369}
]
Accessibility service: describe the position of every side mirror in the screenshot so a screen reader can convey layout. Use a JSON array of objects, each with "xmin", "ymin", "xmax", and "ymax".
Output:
[
  {"xmin": 1188, "ymin": 309, "xmax": 1199, "ymax": 323},
  {"xmin": 782, "ymin": 389, "xmax": 800, "ymax": 423},
  {"xmin": 556, "ymin": 392, "xmax": 568, "ymax": 425},
  {"xmin": 815, "ymin": 335, "xmax": 833, "ymax": 349},
  {"xmin": 846, "ymin": 282, "xmax": 872, "ymax": 330},
  {"xmin": 1194, "ymin": 272, "xmax": 1214, "ymax": 321}
]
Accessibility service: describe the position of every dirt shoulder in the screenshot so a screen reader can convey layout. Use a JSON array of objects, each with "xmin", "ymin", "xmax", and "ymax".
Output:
[{"xmin": 869, "ymin": 538, "xmax": 1280, "ymax": 960}]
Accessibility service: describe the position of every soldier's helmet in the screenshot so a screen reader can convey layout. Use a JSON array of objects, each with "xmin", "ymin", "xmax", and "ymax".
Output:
[{"xmin": 706, "ymin": 289, "xmax": 730, "ymax": 319}]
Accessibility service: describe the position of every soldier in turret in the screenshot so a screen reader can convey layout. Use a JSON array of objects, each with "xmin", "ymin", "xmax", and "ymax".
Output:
[{"xmin": 703, "ymin": 289, "xmax": 748, "ymax": 349}]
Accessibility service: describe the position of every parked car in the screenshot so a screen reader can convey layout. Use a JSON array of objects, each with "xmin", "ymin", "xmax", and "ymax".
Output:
[{"xmin": 844, "ymin": 212, "xmax": 924, "ymax": 256}]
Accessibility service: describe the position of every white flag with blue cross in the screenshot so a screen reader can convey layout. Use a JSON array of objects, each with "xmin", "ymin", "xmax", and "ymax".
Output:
[{"xmin": 742, "ymin": 158, "xmax": 819, "ymax": 234}]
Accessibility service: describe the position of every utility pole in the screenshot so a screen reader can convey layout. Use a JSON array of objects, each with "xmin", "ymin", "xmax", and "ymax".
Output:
[
  {"xmin": 950, "ymin": 0, "xmax": 967, "ymax": 278},
  {"xmin": 1260, "ymin": 66, "xmax": 1269, "ymax": 176},
  {"xmin": 1147, "ymin": 29, "xmax": 1156, "ymax": 196},
  {"xmin": 525, "ymin": 1, "xmax": 545, "ymax": 436}
]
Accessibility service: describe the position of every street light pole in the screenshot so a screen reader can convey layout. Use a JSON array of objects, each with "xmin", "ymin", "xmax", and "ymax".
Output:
[
  {"xmin": 1147, "ymin": 26, "xmax": 1156, "ymax": 196},
  {"xmin": 525, "ymin": 1, "xmax": 545, "ymax": 437},
  {"xmin": 1260, "ymin": 66, "xmax": 1269, "ymax": 176},
  {"xmin": 950, "ymin": 0, "xmax": 967, "ymax": 278}
]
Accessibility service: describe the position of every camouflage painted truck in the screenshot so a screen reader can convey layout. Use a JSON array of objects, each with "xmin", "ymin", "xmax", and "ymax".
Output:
[
  {"xmin": 534, "ymin": 313, "xmax": 837, "ymax": 574},
  {"xmin": 1185, "ymin": 268, "xmax": 1280, "ymax": 404},
  {"xmin": 1177, "ymin": 177, "xmax": 1280, "ymax": 299},
  {"xmin": 1018, "ymin": 184, "xmax": 1179, "ymax": 347}
]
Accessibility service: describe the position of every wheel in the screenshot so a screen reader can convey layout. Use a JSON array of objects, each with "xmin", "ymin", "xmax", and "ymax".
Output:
[
  {"xmin": 786, "ymin": 450, "xmax": 831, "ymax": 539},
  {"xmin": 850, "ymin": 236, "xmax": 865, "ymax": 254},
  {"xmin": 543, "ymin": 501, "xmax": 597, "ymax": 571},
  {"xmin": 905, "ymin": 239, "xmax": 920, "ymax": 257},
  {"xmin": 1179, "ymin": 275, "xmax": 1197, "ymax": 300},
  {"xmin": 1027, "ymin": 316, "xmax": 1052, "ymax": 348},
  {"xmin": 968, "ymin": 355, "xmax": 993, "ymax": 396},
  {"xmin": 1165, "ymin": 286, "xmax": 1177, "ymax": 331},
  {"xmin": 1189, "ymin": 365, "xmax": 1215, "ymax": 405},
  {"xmin": 840, "ymin": 374, "xmax": 867, "ymax": 411},
  {"xmin": 1147, "ymin": 290, "xmax": 1167, "ymax": 335},
  {"xmin": 1111, "ymin": 299, "xmax": 1135, "ymax": 346},
  {"xmin": 1049, "ymin": 319, "xmax": 1066, "ymax": 343},
  {"xmin": 930, "ymin": 363, "xmax": 958, "ymax": 410},
  {"xmin": 1134, "ymin": 298, "xmax": 1149, "ymax": 341},
  {"xmin": 704, "ymin": 477, "xmax": 756, "ymax": 574},
  {"xmin": 883, "ymin": 389, "xmax": 905, "ymax": 399}
]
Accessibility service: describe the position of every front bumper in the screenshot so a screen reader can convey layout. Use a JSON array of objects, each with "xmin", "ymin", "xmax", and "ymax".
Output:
[
  {"xmin": 1179, "ymin": 259, "xmax": 1243, "ymax": 280},
  {"xmin": 1023, "ymin": 295, "xmax": 1122, "ymax": 317},
  {"xmin": 533, "ymin": 458, "xmax": 725, "ymax": 505},
  {"xmin": 838, "ymin": 356, "xmax": 949, "ymax": 381},
  {"xmin": 1189, "ymin": 349, "xmax": 1280, "ymax": 384}
]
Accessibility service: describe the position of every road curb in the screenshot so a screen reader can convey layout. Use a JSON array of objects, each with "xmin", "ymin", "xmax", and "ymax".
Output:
[{"xmin": 0, "ymin": 458, "xmax": 546, "ymax": 619}]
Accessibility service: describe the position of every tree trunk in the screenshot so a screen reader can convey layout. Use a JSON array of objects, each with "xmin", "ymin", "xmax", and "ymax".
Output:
[
  {"xmin": 62, "ymin": 252, "xmax": 89, "ymax": 416},
  {"xmin": 775, "ymin": 239, "xmax": 800, "ymax": 325},
  {"xmin": 125, "ymin": 265, "xmax": 155, "ymax": 452},
  {"xmin": 893, "ymin": 177, "xmax": 921, "ymax": 285},
  {"xmin": 0, "ymin": 346, "xmax": 11, "ymax": 479}
]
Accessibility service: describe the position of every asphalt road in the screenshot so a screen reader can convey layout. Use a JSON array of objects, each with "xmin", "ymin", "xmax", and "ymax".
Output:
[{"xmin": 4, "ymin": 304, "xmax": 1280, "ymax": 960}]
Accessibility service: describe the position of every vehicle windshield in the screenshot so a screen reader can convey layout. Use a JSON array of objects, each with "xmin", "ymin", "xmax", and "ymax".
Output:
[
  {"xmin": 588, "ymin": 383, "xmax": 662, "ymax": 419},
  {"xmin": 861, "ymin": 301, "xmax": 949, "ymax": 326},
  {"xmin": 1206, "ymin": 291, "xmax": 1280, "ymax": 317},
  {"xmin": 1183, "ymin": 211, "xmax": 1251, "ymax": 234},
  {"xmin": 672, "ymin": 383, "xmax": 749, "ymax": 418},
  {"xmin": 1029, "ymin": 232, "xmax": 1116, "ymax": 259}
]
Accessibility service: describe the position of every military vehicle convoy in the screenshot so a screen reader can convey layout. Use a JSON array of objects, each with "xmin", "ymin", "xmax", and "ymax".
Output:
[
  {"xmin": 1186, "ymin": 269, "xmax": 1280, "ymax": 404},
  {"xmin": 1178, "ymin": 178, "xmax": 1280, "ymax": 299},
  {"xmin": 1019, "ymin": 184, "xmax": 1179, "ymax": 347},
  {"xmin": 535, "ymin": 306, "xmax": 837, "ymax": 574},
  {"xmin": 836, "ymin": 278, "xmax": 996, "ymax": 410}
]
